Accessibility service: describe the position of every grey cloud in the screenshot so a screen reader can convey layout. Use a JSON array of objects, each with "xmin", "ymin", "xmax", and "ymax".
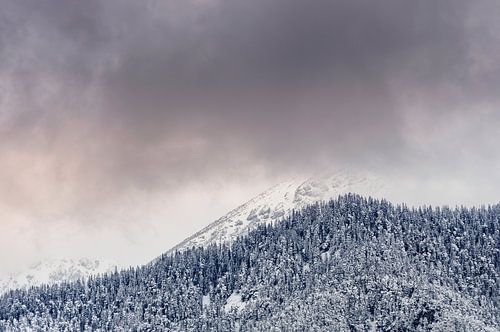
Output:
[{"xmin": 0, "ymin": 0, "xmax": 499, "ymax": 221}]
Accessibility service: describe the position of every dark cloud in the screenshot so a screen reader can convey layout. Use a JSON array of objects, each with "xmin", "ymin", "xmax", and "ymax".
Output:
[{"xmin": 0, "ymin": 0, "xmax": 499, "ymax": 221}]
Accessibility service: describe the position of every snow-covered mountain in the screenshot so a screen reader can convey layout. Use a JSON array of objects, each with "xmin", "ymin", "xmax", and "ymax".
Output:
[
  {"xmin": 4, "ymin": 194, "xmax": 497, "ymax": 330},
  {"xmin": 170, "ymin": 170, "xmax": 384, "ymax": 252},
  {"xmin": 0, "ymin": 258, "xmax": 116, "ymax": 295},
  {"xmin": 2, "ymin": 183, "xmax": 499, "ymax": 330}
]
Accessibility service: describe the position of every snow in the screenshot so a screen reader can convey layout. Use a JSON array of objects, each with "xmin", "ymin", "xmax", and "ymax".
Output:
[
  {"xmin": 202, "ymin": 295, "xmax": 211, "ymax": 308},
  {"xmin": 0, "ymin": 258, "xmax": 117, "ymax": 295},
  {"xmin": 224, "ymin": 292, "xmax": 246, "ymax": 313},
  {"xmin": 170, "ymin": 169, "xmax": 384, "ymax": 253}
]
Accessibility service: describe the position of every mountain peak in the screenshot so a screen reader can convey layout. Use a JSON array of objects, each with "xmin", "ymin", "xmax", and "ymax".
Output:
[{"xmin": 170, "ymin": 169, "xmax": 383, "ymax": 252}]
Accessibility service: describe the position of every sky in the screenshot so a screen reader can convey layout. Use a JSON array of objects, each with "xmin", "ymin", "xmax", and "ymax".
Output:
[{"xmin": 1, "ymin": 0, "xmax": 499, "ymax": 274}]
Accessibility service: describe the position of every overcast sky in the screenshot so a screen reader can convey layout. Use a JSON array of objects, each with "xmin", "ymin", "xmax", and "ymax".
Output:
[{"xmin": 1, "ymin": 0, "xmax": 499, "ymax": 273}]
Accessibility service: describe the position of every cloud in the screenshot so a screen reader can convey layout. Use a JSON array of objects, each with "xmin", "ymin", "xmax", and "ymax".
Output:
[{"xmin": 0, "ymin": 0, "xmax": 499, "ymax": 269}]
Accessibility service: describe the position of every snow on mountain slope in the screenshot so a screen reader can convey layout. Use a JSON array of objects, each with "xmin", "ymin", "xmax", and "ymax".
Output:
[
  {"xmin": 0, "ymin": 258, "xmax": 116, "ymax": 295},
  {"xmin": 170, "ymin": 170, "xmax": 384, "ymax": 252}
]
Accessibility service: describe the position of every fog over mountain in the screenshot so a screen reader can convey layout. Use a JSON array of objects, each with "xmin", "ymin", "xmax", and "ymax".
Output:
[{"xmin": 1, "ymin": 0, "xmax": 500, "ymax": 273}]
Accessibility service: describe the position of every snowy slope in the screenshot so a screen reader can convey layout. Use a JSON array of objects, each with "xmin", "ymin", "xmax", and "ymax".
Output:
[
  {"xmin": 0, "ymin": 258, "xmax": 116, "ymax": 295},
  {"xmin": 170, "ymin": 170, "xmax": 384, "ymax": 252}
]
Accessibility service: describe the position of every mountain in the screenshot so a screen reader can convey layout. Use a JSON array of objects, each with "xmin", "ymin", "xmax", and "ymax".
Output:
[
  {"xmin": 2, "ymin": 195, "xmax": 498, "ymax": 331},
  {"xmin": 170, "ymin": 170, "xmax": 384, "ymax": 252},
  {"xmin": 0, "ymin": 258, "xmax": 116, "ymax": 295},
  {"xmin": 1, "ymin": 170, "xmax": 380, "ymax": 295}
]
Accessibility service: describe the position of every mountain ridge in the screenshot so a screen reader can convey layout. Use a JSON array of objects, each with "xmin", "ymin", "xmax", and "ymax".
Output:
[
  {"xmin": 0, "ymin": 258, "xmax": 116, "ymax": 295},
  {"xmin": 170, "ymin": 170, "xmax": 384, "ymax": 252},
  {"xmin": 1, "ymin": 170, "xmax": 380, "ymax": 295}
]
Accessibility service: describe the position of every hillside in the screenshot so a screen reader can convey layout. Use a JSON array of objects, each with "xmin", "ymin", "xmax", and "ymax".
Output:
[{"xmin": 0, "ymin": 195, "xmax": 498, "ymax": 331}]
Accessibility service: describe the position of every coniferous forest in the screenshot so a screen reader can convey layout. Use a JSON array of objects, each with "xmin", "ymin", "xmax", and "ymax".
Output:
[{"xmin": 0, "ymin": 195, "xmax": 498, "ymax": 331}]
